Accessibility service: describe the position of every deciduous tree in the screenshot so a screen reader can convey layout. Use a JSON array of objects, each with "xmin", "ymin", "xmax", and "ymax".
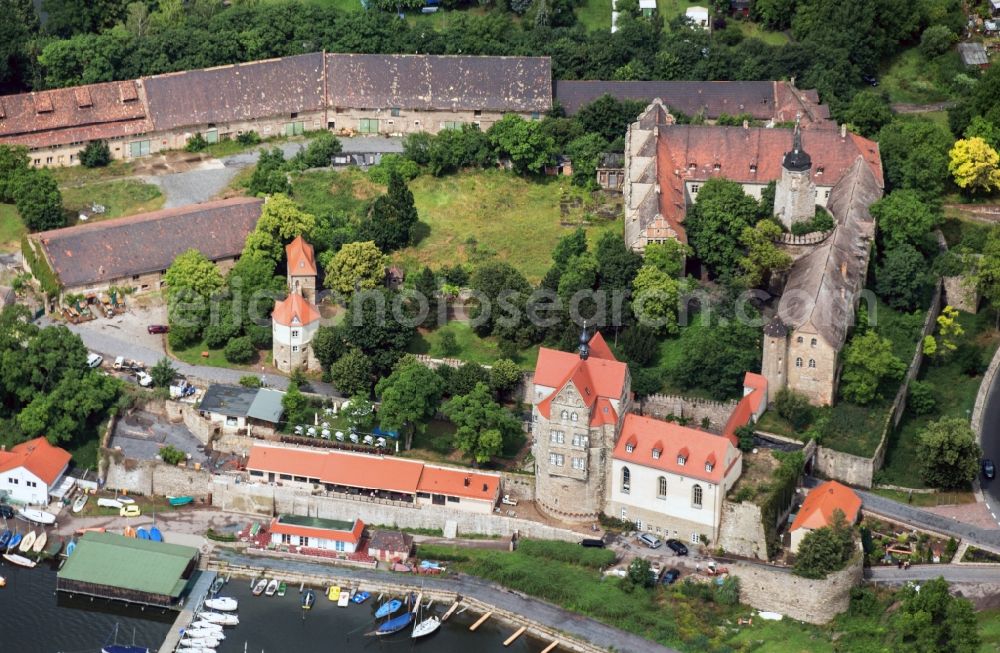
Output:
[
  {"xmin": 488, "ymin": 358, "xmax": 522, "ymax": 401},
  {"xmin": 917, "ymin": 417, "xmax": 981, "ymax": 489},
  {"xmin": 793, "ymin": 509, "xmax": 855, "ymax": 579},
  {"xmin": 487, "ymin": 114, "xmax": 557, "ymax": 175},
  {"xmin": 876, "ymin": 243, "xmax": 933, "ymax": 310},
  {"xmin": 328, "ymin": 347, "xmax": 372, "ymax": 397},
  {"xmin": 871, "ymin": 190, "xmax": 941, "ymax": 252},
  {"xmin": 595, "ymin": 230, "xmax": 642, "ymax": 291},
  {"xmin": 13, "ymin": 170, "xmax": 65, "ymax": 231},
  {"xmin": 323, "ymin": 241, "xmax": 387, "ymax": 297},
  {"xmin": 948, "ymin": 137, "xmax": 1000, "ymax": 194},
  {"xmin": 631, "ymin": 265, "xmax": 680, "ymax": 335},
  {"xmin": 243, "ymin": 194, "xmax": 316, "ymax": 262},
  {"xmin": 340, "ymin": 289, "xmax": 415, "ymax": 376},
  {"xmin": 894, "ymin": 577, "xmax": 980, "ymax": 653},
  {"xmin": 840, "ymin": 330, "xmax": 905, "ymax": 405},
  {"xmin": 739, "ymin": 220, "xmax": 792, "ymax": 288},
  {"xmin": 149, "ymin": 357, "xmax": 177, "ymax": 388},
  {"xmin": 684, "ymin": 177, "xmax": 761, "ymax": 278},
  {"xmin": 375, "ymin": 356, "xmax": 444, "ymax": 449},
  {"xmin": 443, "ymin": 382, "xmax": 522, "ymax": 464}
]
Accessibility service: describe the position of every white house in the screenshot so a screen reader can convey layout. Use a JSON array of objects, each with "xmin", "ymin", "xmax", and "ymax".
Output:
[
  {"xmin": 0, "ymin": 437, "xmax": 72, "ymax": 505},
  {"xmin": 606, "ymin": 415, "xmax": 742, "ymax": 545},
  {"xmin": 268, "ymin": 514, "xmax": 365, "ymax": 553}
]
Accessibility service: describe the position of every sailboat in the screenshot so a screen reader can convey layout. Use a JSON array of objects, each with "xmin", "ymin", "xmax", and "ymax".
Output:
[
  {"xmin": 18, "ymin": 530, "xmax": 36, "ymax": 553},
  {"xmin": 72, "ymin": 493, "xmax": 89, "ymax": 513},
  {"xmin": 412, "ymin": 598, "xmax": 441, "ymax": 639},
  {"xmin": 203, "ymin": 596, "xmax": 238, "ymax": 612},
  {"xmin": 374, "ymin": 598, "xmax": 402, "ymax": 619},
  {"xmin": 17, "ymin": 508, "xmax": 56, "ymax": 525},
  {"xmin": 101, "ymin": 623, "xmax": 149, "ymax": 653},
  {"xmin": 375, "ymin": 612, "xmax": 414, "ymax": 636},
  {"xmin": 301, "ymin": 589, "xmax": 316, "ymax": 610},
  {"xmin": 2, "ymin": 553, "xmax": 36, "ymax": 568},
  {"xmin": 32, "ymin": 531, "xmax": 47, "ymax": 554},
  {"xmin": 6, "ymin": 533, "xmax": 22, "ymax": 551},
  {"xmin": 149, "ymin": 527, "xmax": 163, "ymax": 542},
  {"xmin": 0, "ymin": 530, "xmax": 10, "ymax": 549}
]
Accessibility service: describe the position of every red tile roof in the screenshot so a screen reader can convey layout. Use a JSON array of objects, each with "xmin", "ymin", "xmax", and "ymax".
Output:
[
  {"xmin": 0, "ymin": 437, "xmax": 71, "ymax": 486},
  {"xmin": 790, "ymin": 480, "xmax": 861, "ymax": 532},
  {"xmin": 721, "ymin": 372, "xmax": 768, "ymax": 446},
  {"xmin": 286, "ymin": 236, "xmax": 317, "ymax": 277},
  {"xmin": 587, "ymin": 330, "xmax": 616, "ymax": 361},
  {"xmin": 272, "ymin": 292, "xmax": 321, "ymax": 327},
  {"xmin": 0, "ymin": 80, "xmax": 151, "ymax": 149},
  {"xmin": 534, "ymin": 332, "xmax": 629, "ymax": 422},
  {"xmin": 613, "ymin": 414, "xmax": 736, "ymax": 484},
  {"xmin": 269, "ymin": 516, "xmax": 365, "ymax": 544},
  {"xmin": 246, "ymin": 445, "xmax": 501, "ymax": 502}
]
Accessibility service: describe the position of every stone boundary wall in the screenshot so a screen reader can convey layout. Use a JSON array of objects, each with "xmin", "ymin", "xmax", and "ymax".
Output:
[
  {"xmin": 972, "ymin": 339, "xmax": 1000, "ymax": 445},
  {"xmin": 734, "ymin": 554, "xmax": 862, "ymax": 624},
  {"xmin": 717, "ymin": 501, "xmax": 769, "ymax": 559},
  {"xmin": 104, "ymin": 455, "xmax": 214, "ymax": 497},
  {"xmin": 774, "ymin": 229, "xmax": 834, "ymax": 246},
  {"xmin": 500, "ymin": 472, "xmax": 535, "ymax": 502},
  {"xmin": 815, "ymin": 280, "xmax": 943, "ymax": 488},
  {"xmin": 211, "ymin": 477, "xmax": 584, "ymax": 542},
  {"xmin": 639, "ymin": 394, "xmax": 738, "ymax": 432}
]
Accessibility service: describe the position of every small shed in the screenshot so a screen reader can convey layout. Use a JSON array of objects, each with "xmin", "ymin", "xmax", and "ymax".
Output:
[
  {"xmin": 685, "ymin": 6, "xmax": 710, "ymax": 29},
  {"xmin": 247, "ymin": 388, "xmax": 285, "ymax": 426},
  {"xmin": 198, "ymin": 384, "xmax": 258, "ymax": 430},
  {"xmin": 639, "ymin": 0, "xmax": 656, "ymax": 16},
  {"xmin": 367, "ymin": 529, "xmax": 414, "ymax": 562},
  {"xmin": 958, "ymin": 42, "xmax": 990, "ymax": 68}
]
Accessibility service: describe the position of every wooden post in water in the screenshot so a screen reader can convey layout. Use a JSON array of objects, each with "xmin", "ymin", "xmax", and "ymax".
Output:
[
  {"xmin": 504, "ymin": 626, "xmax": 527, "ymax": 646},
  {"xmin": 469, "ymin": 612, "xmax": 492, "ymax": 631},
  {"xmin": 540, "ymin": 642, "xmax": 560, "ymax": 653},
  {"xmin": 412, "ymin": 592, "xmax": 423, "ymax": 614},
  {"xmin": 442, "ymin": 601, "xmax": 461, "ymax": 621}
]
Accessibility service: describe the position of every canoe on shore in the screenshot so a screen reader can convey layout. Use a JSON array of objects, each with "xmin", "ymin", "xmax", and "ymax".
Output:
[{"xmin": 168, "ymin": 496, "xmax": 194, "ymax": 507}]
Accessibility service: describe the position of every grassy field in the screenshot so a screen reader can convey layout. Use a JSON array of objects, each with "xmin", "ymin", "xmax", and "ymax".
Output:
[
  {"xmin": 879, "ymin": 48, "xmax": 962, "ymax": 104},
  {"xmin": 169, "ymin": 338, "xmax": 271, "ymax": 370},
  {"xmin": 0, "ymin": 204, "xmax": 26, "ymax": 253},
  {"xmin": 292, "ymin": 167, "xmax": 376, "ymax": 222},
  {"xmin": 62, "ymin": 179, "xmax": 165, "ymax": 224},
  {"xmin": 879, "ymin": 310, "xmax": 1000, "ymax": 487},
  {"xmin": 737, "ymin": 21, "xmax": 789, "ymax": 46},
  {"xmin": 870, "ymin": 487, "xmax": 976, "ymax": 507},
  {"xmin": 49, "ymin": 160, "xmax": 136, "ymax": 186},
  {"xmin": 407, "ymin": 322, "xmax": 540, "ymax": 367},
  {"xmin": 980, "ymin": 609, "xmax": 1000, "ymax": 653},
  {"xmin": 576, "ymin": 0, "xmax": 611, "ymax": 32}
]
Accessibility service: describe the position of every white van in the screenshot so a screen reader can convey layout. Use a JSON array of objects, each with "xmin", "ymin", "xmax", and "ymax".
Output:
[{"xmin": 87, "ymin": 353, "xmax": 103, "ymax": 368}]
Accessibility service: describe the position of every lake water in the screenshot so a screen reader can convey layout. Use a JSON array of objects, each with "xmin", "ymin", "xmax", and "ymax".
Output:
[{"xmin": 0, "ymin": 560, "xmax": 549, "ymax": 653}]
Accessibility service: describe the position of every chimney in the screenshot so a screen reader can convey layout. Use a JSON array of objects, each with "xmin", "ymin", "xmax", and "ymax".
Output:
[
  {"xmin": 840, "ymin": 124, "xmax": 846, "ymax": 139},
  {"xmin": 482, "ymin": 483, "xmax": 488, "ymax": 492},
  {"xmin": 464, "ymin": 476, "xmax": 470, "ymax": 487}
]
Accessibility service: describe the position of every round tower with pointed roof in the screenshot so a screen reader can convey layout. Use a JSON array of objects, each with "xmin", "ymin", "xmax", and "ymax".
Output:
[{"xmin": 773, "ymin": 121, "xmax": 817, "ymax": 230}]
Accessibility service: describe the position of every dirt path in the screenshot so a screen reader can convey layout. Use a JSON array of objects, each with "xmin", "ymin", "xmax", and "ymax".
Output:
[{"xmin": 891, "ymin": 101, "xmax": 956, "ymax": 113}]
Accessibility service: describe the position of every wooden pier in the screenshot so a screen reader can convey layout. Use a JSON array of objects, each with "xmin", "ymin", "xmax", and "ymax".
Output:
[
  {"xmin": 441, "ymin": 600, "xmax": 461, "ymax": 621},
  {"xmin": 540, "ymin": 641, "xmax": 560, "ymax": 653},
  {"xmin": 504, "ymin": 626, "xmax": 527, "ymax": 646},
  {"xmin": 469, "ymin": 611, "xmax": 492, "ymax": 631},
  {"xmin": 157, "ymin": 571, "xmax": 217, "ymax": 653}
]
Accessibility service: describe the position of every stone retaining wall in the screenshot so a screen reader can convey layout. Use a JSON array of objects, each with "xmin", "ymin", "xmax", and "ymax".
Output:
[
  {"xmin": 734, "ymin": 554, "xmax": 862, "ymax": 624},
  {"xmin": 104, "ymin": 455, "xmax": 214, "ymax": 497},
  {"xmin": 972, "ymin": 340, "xmax": 1000, "ymax": 444},
  {"xmin": 717, "ymin": 501, "xmax": 769, "ymax": 560},
  {"xmin": 638, "ymin": 394, "xmax": 738, "ymax": 432}
]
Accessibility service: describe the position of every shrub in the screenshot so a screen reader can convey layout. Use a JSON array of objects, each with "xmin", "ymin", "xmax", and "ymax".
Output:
[
  {"xmin": 236, "ymin": 131, "xmax": 261, "ymax": 146},
  {"xmin": 368, "ymin": 153, "xmax": 420, "ymax": 185},
  {"xmin": 735, "ymin": 424, "xmax": 755, "ymax": 451},
  {"xmin": 919, "ymin": 25, "xmax": 955, "ymax": 59},
  {"xmin": 955, "ymin": 342, "xmax": 987, "ymax": 376},
  {"xmin": 716, "ymin": 576, "xmax": 740, "ymax": 605},
  {"xmin": 438, "ymin": 330, "xmax": 460, "ymax": 357},
  {"xmin": 185, "ymin": 133, "xmax": 208, "ymax": 152},
  {"xmin": 223, "ymin": 335, "xmax": 256, "ymax": 364},
  {"xmin": 774, "ymin": 387, "xmax": 814, "ymax": 430},
  {"xmin": 517, "ymin": 539, "xmax": 616, "ymax": 569},
  {"xmin": 907, "ymin": 380, "xmax": 937, "ymax": 415},
  {"xmin": 80, "ymin": 140, "xmax": 112, "ymax": 167},
  {"xmin": 239, "ymin": 375, "xmax": 263, "ymax": 388},
  {"xmin": 159, "ymin": 445, "xmax": 186, "ymax": 465},
  {"xmin": 790, "ymin": 211, "xmax": 835, "ymax": 235}
]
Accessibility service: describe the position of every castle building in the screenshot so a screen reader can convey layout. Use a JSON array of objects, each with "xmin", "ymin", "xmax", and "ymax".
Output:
[
  {"xmin": 531, "ymin": 327, "xmax": 765, "ymax": 542},
  {"xmin": 622, "ymin": 100, "xmax": 884, "ymax": 406},
  {"xmin": 272, "ymin": 236, "xmax": 322, "ymax": 373}
]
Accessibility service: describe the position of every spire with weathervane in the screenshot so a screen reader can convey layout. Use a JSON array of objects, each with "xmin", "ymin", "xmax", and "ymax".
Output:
[{"xmin": 579, "ymin": 321, "xmax": 590, "ymax": 360}]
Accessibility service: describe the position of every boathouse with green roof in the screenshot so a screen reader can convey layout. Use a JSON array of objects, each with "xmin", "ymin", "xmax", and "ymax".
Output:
[{"xmin": 56, "ymin": 531, "xmax": 199, "ymax": 608}]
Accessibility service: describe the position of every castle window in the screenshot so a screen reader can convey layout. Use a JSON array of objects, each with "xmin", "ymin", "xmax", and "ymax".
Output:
[
  {"xmin": 690, "ymin": 184, "xmax": 700, "ymax": 194},
  {"xmin": 572, "ymin": 433, "xmax": 586, "ymax": 447},
  {"xmin": 550, "ymin": 431, "xmax": 565, "ymax": 445},
  {"xmin": 292, "ymin": 345, "xmax": 299, "ymax": 353},
  {"xmin": 692, "ymin": 485, "xmax": 703, "ymax": 508},
  {"xmin": 677, "ymin": 455, "xmax": 687, "ymax": 466},
  {"xmin": 560, "ymin": 410, "xmax": 568, "ymax": 420},
  {"xmin": 652, "ymin": 448, "xmax": 661, "ymax": 460},
  {"xmin": 291, "ymin": 329, "xmax": 300, "ymax": 338},
  {"xmin": 795, "ymin": 357, "xmax": 803, "ymax": 367},
  {"xmin": 825, "ymin": 190, "xmax": 831, "ymax": 199},
  {"xmin": 548, "ymin": 453, "xmax": 564, "ymax": 466},
  {"xmin": 796, "ymin": 336, "xmax": 803, "ymax": 343},
  {"xmin": 657, "ymin": 476, "xmax": 667, "ymax": 499},
  {"xmin": 811, "ymin": 338, "xmax": 817, "ymax": 347},
  {"xmin": 572, "ymin": 457, "xmax": 585, "ymax": 470},
  {"xmin": 808, "ymin": 359, "xmax": 816, "ymax": 368},
  {"xmin": 570, "ymin": 412, "xmax": 578, "ymax": 422},
  {"xmin": 625, "ymin": 443, "xmax": 635, "ymax": 454},
  {"xmin": 621, "ymin": 467, "xmax": 631, "ymax": 494}
]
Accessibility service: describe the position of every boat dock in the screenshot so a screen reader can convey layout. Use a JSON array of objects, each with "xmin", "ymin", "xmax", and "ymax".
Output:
[
  {"xmin": 157, "ymin": 570, "xmax": 217, "ymax": 653},
  {"xmin": 469, "ymin": 611, "xmax": 492, "ymax": 631}
]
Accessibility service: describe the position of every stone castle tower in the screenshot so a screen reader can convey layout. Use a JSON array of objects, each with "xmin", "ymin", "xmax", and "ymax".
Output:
[
  {"xmin": 272, "ymin": 236, "xmax": 321, "ymax": 373},
  {"xmin": 531, "ymin": 327, "xmax": 632, "ymax": 521},
  {"xmin": 773, "ymin": 123, "xmax": 817, "ymax": 230}
]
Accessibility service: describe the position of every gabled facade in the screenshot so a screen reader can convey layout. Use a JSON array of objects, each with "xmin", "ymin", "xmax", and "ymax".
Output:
[
  {"xmin": 789, "ymin": 480, "xmax": 861, "ymax": 553},
  {"xmin": 272, "ymin": 237, "xmax": 322, "ymax": 373},
  {"xmin": 0, "ymin": 437, "xmax": 72, "ymax": 505},
  {"xmin": 268, "ymin": 515, "xmax": 365, "ymax": 553}
]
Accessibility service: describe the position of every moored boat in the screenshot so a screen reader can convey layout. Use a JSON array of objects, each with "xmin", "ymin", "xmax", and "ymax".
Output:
[
  {"xmin": 374, "ymin": 598, "xmax": 402, "ymax": 619},
  {"xmin": 277, "ymin": 581, "xmax": 287, "ymax": 597},
  {"xmin": 7, "ymin": 533, "xmax": 22, "ymax": 551},
  {"xmin": 123, "ymin": 527, "xmax": 137, "ymax": 538},
  {"xmin": 17, "ymin": 508, "xmax": 56, "ymax": 525},
  {"xmin": 209, "ymin": 576, "xmax": 225, "ymax": 595},
  {"xmin": 375, "ymin": 612, "xmax": 414, "ymax": 636},
  {"xmin": 302, "ymin": 588, "xmax": 315, "ymax": 610},
  {"xmin": 149, "ymin": 527, "xmax": 163, "ymax": 542},
  {"xmin": 18, "ymin": 530, "xmax": 36, "ymax": 553},
  {"xmin": 412, "ymin": 616, "xmax": 441, "ymax": 639},
  {"xmin": 3, "ymin": 552, "xmax": 37, "ymax": 568},
  {"xmin": 251, "ymin": 578, "xmax": 267, "ymax": 596},
  {"xmin": 175, "ymin": 647, "xmax": 215, "ymax": 653},
  {"xmin": 327, "ymin": 585, "xmax": 340, "ymax": 601},
  {"xmin": 180, "ymin": 636, "xmax": 220, "ymax": 648},
  {"xmin": 72, "ymin": 494, "xmax": 88, "ymax": 513},
  {"xmin": 136, "ymin": 528, "xmax": 150, "ymax": 540},
  {"xmin": 33, "ymin": 531, "xmax": 47, "ymax": 554},
  {"xmin": 183, "ymin": 628, "xmax": 224, "ymax": 640},
  {"xmin": 0, "ymin": 575, "xmax": 5, "ymax": 587},
  {"xmin": 102, "ymin": 646, "xmax": 149, "ymax": 653},
  {"xmin": 65, "ymin": 539, "xmax": 76, "ymax": 556},
  {"xmin": 0, "ymin": 530, "xmax": 10, "ymax": 549},
  {"xmin": 187, "ymin": 620, "xmax": 223, "ymax": 631},
  {"xmin": 195, "ymin": 612, "xmax": 238, "ymax": 626},
  {"xmin": 352, "ymin": 591, "xmax": 371, "ymax": 604},
  {"xmin": 115, "ymin": 496, "xmax": 136, "ymax": 505},
  {"xmin": 338, "ymin": 590, "xmax": 350, "ymax": 607},
  {"xmin": 168, "ymin": 496, "xmax": 194, "ymax": 507},
  {"xmin": 204, "ymin": 597, "xmax": 238, "ymax": 612},
  {"xmin": 265, "ymin": 579, "xmax": 279, "ymax": 596},
  {"xmin": 45, "ymin": 536, "xmax": 64, "ymax": 557}
]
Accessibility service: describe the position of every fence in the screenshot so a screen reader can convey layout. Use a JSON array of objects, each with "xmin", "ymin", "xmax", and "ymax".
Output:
[{"xmin": 773, "ymin": 230, "xmax": 834, "ymax": 246}]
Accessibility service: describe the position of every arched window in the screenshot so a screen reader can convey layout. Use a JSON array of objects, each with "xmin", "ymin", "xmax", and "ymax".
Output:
[
  {"xmin": 810, "ymin": 338, "xmax": 817, "ymax": 347},
  {"xmin": 657, "ymin": 476, "xmax": 667, "ymax": 499},
  {"xmin": 570, "ymin": 412, "xmax": 578, "ymax": 422},
  {"xmin": 795, "ymin": 357, "xmax": 803, "ymax": 368},
  {"xmin": 622, "ymin": 467, "xmax": 631, "ymax": 493},
  {"xmin": 796, "ymin": 336, "xmax": 803, "ymax": 343},
  {"xmin": 692, "ymin": 484, "xmax": 703, "ymax": 508},
  {"xmin": 560, "ymin": 410, "xmax": 568, "ymax": 420},
  {"xmin": 808, "ymin": 359, "xmax": 816, "ymax": 368}
]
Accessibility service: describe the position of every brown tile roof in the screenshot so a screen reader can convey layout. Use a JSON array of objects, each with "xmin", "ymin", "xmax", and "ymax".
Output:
[
  {"xmin": 326, "ymin": 54, "xmax": 552, "ymax": 113},
  {"xmin": 33, "ymin": 197, "xmax": 263, "ymax": 289},
  {"xmin": 0, "ymin": 80, "xmax": 151, "ymax": 149},
  {"xmin": 555, "ymin": 80, "xmax": 778, "ymax": 118},
  {"xmin": 272, "ymin": 292, "xmax": 320, "ymax": 327},
  {"xmin": 367, "ymin": 530, "xmax": 413, "ymax": 554},
  {"xmin": 286, "ymin": 235, "xmax": 317, "ymax": 277},
  {"xmin": 143, "ymin": 53, "xmax": 326, "ymax": 131}
]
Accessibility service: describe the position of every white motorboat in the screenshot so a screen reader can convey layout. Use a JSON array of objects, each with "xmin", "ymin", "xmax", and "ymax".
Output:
[
  {"xmin": 18, "ymin": 530, "xmax": 36, "ymax": 553},
  {"xmin": 176, "ymin": 647, "xmax": 215, "ymax": 653},
  {"xmin": 203, "ymin": 597, "xmax": 238, "ymax": 612},
  {"xmin": 264, "ymin": 579, "xmax": 279, "ymax": 596},
  {"xmin": 72, "ymin": 494, "xmax": 88, "ymax": 513},
  {"xmin": 183, "ymin": 628, "xmax": 224, "ymax": 640},
  {"xmin": 2, "ymin": 553, "xmax": 36, "ymax": 568},
  {"xmin": 187, "ymin": 621, "xmax": 223, "ymax": 631},
  {"xmin": 97, "ymin": 498, "xmax": 123, "ymax": 509},
  {"xmin": 337, "ymin": 590, "xmax": 350, "ymax": 607},
  {"xmin": 180, "ymin": 637, "xmax": 220, "ymax": 648},
  {"xmin": 18, "ymin": 508, "xmax": 56, "ymax": 525},
  {"xmin": 412, "ymin": 615, "xmax": 441, "ymax": 638},
  {"xmin": 115, "ymin": 496, "xmax": 136, "ymax": 505},
  {"xmin": 196, "ymin": 612, "xmax": 238, "ymax": 626}
]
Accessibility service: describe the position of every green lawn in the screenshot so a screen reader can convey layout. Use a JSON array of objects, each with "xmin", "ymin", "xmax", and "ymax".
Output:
[
  {"xmin": 576, "ymin": 0, "xmax": 611, "ymax": 32},
  {"xmin": 0, "ymin": 203, "xmax": 26, "ymax": 252},
  {"xmin": 879, "ymin": 47, "xmax": 963, "ymax": 104},
  {"xmin": 61, "ymin": 179, "xmax": 164, "ymax": 224},
  {"xmin": 738, "ymin": 21, "xmax": 790, "ymax": 46},
  {"xmin": 292, "ymin": 167, "xmax": 376, "ymax": 223},
  {"xmin": 169, "ymin": 338, "xmax": 270, "ymax": 370},
  {"xmin": 405, "ymin": 419, "xmax": 459, "ymax": 462},
  {"xmin": 49, "ymin": 160, "xmax": 136, "ymax": 186},
  {"xmin": 870, "ymin": 487, "xmax": 975, "ymax": 507},
  {"xmin": 980, "ymin": 609, "xmax": 1000, "ymax": 653},
  {"xmin": 879, "ymin": 310, "xmax": 1000, "ymax": 487},
  {"xmin": 407, "ymin": 322, "xmax": 539, "ymax": 368}
]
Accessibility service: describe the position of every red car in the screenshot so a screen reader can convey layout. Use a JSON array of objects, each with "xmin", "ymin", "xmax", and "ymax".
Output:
[{"xmin": 147, "ymin": 324, "xmax": 169, "ymax": 334}]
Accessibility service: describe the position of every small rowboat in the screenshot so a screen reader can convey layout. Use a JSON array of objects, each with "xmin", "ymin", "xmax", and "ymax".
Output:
[
  {"xmin": 18, "ymin": 530, "xmax": 36, "ymax": 553},
  {"xmin": 265, "ymin": 579, "xmax": 279, "ymax": 597},
  {"xmin": 137, "ymin": 528, "xmax": 150, "ymax": 540},
  {"xmin": 251, "ymin": 578, "xmax": 267, "ymax": 596},
  {"xmin": 123, "ymin": 527, "xmax": 137, "ymax": 538},
  {"xmin": 338, "ymin": 590, "xmax": 350, "ymax": 607},
  {"xmin": 7, "ymin": 533, "xmax": 22, "ymax": 551},
  {"xmin": 149, "ymin": 527, "xmax": 163, "ymax": 543},
  {"xmin": 168, "ymin": 496, "xmax": 194, "ymax": 507},
  {"xmin": 72, "ymin": 494, "xmax": 88, "ymax": 514},
  {"xmin": 3, "ymin": 553, "xmax": 36, "ymax": 568},
  {"xmin": 375, "ymin": 598, "xmax": 402, "ymax": 619},
  {"xmin": 327, "ymin": 585, "xmax": 340, "ymax": 601},
  {"xmin": 375, "ymin": 612, "xmax": 414, "ymax": 636},
  {"xmin": 277, "ymin": 581, "xmax": 287, "ymax": 597},
  {"xmin": 209, "ymin": 576, "xmax": 225, "ymax": 595},
  {"xmin": 412, "ymin": 616, "xmax": 441, "ymax": 639},
  {"xmin": 302, "ymin": 589, "xmax": 315, "ymax": 610},
  {"xmin": 32, "ymin": 531, "xmax": 47, "ymax": 554},
  {"xmin": 18, "ymin": 508, "xmax": 56, "ymax": 525},
  {"xmin": 352, "ymin": 591, "xmax": 371, "ymax": 604},
  {"xmin": 65, "ymin": 539, "xmax": 77, "ymax": 556},
  {"xmin": 0, "ymin": 530, "xmax": 10, "ymax": 549}
]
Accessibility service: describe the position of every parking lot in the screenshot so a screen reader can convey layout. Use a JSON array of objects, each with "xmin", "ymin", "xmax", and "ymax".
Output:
[{"xmin": 110, "ymin": 410, "xmax": 210, "ymax": 465}]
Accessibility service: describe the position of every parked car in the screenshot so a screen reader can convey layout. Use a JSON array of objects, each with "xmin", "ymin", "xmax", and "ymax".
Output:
[
  {"xmin": 147, "ymin": 324, "xmax": 169, "ymax": 334},
  {"xmin": 86, "ymin": 352, "xmax": 103, "ymax": 368},
  {"xmin": 665, "ymin": 539, "xmax": 689, "ymax": 556},
  {"xmin": 580, "ymin": 538, "xmax": 606, "ymax": 548},
  {"xmin": 0, "ymin": 504, "xmax": 14, "ymax": 519},
  {"xmin": 661, "ymin": 568, "xmax": 681, "ymax": 585},
  {"xmin": 136, "ymin": 371, "xmax": 153, "ymax": 387},
  {"xmin": 984, "ymin": 459, "xmax": 996, "ymax": 480},
  {"xmin": 638, "ymin": 533, "xmax": 662, "ymax": 549},
  {"xmin": 120, "ymin": 504, "xmax": 141, "ymax": 518}
]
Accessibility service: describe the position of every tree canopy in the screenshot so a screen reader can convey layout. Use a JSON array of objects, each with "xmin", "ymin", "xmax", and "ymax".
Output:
[
  {"xmin": 917, "ymin": 417, "xmax": 982, "ymax": 489},
  {"xmin": 359, "ymin": 171, "xmax": 419, "ymax": 252},
  {"xmin": 323, "ymin": 241, "xmax": 387, "ymax": 297},
  {"xmin": 840, "ymin": 331, "xmax": 905, "ymax": 405},
  {"xmin": 443, "ymin": 382, "xmax": 522, "ymax": 464},
  {"xmin": 793, "ymin": 508, "xmax": 855, "ymax": 579},
  {"xmin": 242, "ymin": 194, "xmax": 316, "ymax": 262},
  {"xmin": 375, "ymin": 356, "xmax": 444, "ymax": 449},
  {"xmin": 685, "ymin": 178, "xmax": 763, "ymax": 279}
]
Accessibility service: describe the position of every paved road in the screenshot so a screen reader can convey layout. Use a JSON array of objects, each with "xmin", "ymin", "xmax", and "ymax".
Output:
[
  {"xmin": 215, "ymin": 549, "xmax": 681, "ymax": 653},
  {"xmin": 980, "ymin": 353, "xmax": 1000, "ymax": 522},
  {"xmin": 146, "ymin": 136, "xmax": 404, "ymax": 208},
  {"xmin": 857, "ymin": 488, "xmax": 1000, "ymax": 553},
  {"xmin": 867, "ymin": 564, "xmax": 1000, "ymax": 583}
]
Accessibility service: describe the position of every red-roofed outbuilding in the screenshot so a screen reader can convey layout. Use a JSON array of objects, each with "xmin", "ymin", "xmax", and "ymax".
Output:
[{"xmin": 0, "ymin": 437, "xmax": 72, "ymax": 505}]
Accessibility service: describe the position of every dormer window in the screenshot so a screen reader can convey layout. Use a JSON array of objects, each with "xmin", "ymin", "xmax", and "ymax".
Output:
[
  {"xmin": 625, "ymin": 443, "xmax": 635, "ymax": 454},
  {"xmin": 688, "ymin": 162, "xmax": 696, "ymax": 170},
  {"xmin": 677, "ymin": 455, "xmax": 687, "ymax": 466},
  {"xmin": 749, "ymin": 163, "xmax": 757, "ymax": 173},
  {"xmin": 705, "ymin": 462, "xmax": 714, "ymax": 472},
  {"xmin": 652, "ymin": 449, "xmax": 661, "ymax": 460},
  {"xmin": 713, "ymin": 163, "xmax": 721, "ymax": 172},
  {"xmin": 816, "ymin": 167, "xmax": 824, "ymax": 175}
]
